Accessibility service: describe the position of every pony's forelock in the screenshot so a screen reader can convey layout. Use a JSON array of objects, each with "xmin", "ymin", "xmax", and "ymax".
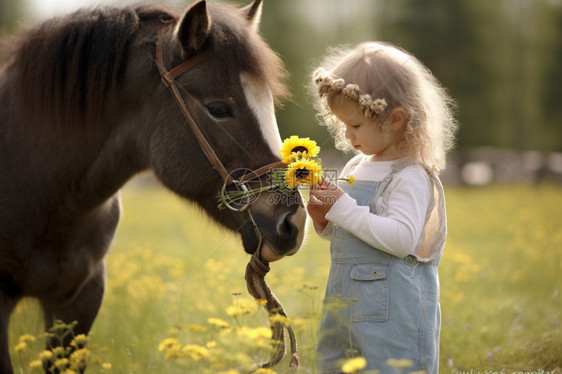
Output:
[{"xmin": 205, "ymin": 2, "xmax": 290, "ymax": 107}]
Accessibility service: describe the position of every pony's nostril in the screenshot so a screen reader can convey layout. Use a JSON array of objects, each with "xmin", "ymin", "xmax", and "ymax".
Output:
[{"xmin": 276, "ymin": 212, "xmax": 295, "ymax": 238}]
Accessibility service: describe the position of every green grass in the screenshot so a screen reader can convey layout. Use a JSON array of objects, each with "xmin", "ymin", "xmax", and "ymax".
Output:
[{"xmin": 8, "ymin": 183, "xmax": 562, "ymax": 373}]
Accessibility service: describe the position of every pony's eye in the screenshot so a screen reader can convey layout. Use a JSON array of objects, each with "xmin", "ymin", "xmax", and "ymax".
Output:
[{"xmin": 205, "ymin": 102, "xmax": 233, "ymax": 119}]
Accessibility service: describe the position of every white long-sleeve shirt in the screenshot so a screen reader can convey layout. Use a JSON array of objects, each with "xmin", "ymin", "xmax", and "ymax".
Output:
[{"xmin": 320, "ymin": 155, "xmax": 435, "ymax": 259}]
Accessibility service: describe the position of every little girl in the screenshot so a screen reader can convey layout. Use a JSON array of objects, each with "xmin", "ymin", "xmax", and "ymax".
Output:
[{"xmin": 307, "ymin": 42, "xmax": 457, "ymax": 374}]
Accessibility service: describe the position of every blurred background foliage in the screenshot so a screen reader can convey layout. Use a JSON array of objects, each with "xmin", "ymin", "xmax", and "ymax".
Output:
[
  {"xmin": 258, "ymin": 0, "xmax": 562, "ymax": 153},
  {"xmin": 1, "ymin": 0, "xmax": 561, "ymax": 153}
]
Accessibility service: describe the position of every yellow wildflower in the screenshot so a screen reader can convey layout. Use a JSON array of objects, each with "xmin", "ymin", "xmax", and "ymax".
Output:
[
  {"xmin": 19, "ymin": 334, "xmax": 36, "ymax": 343},
  {"xmin": 186, "ymin": 324, "xmax": 207, "ymax": 332},
  {"xmin": 347, "ymin": 175, "xmax": 355, "ymax": 185},
  {"xmin": 290, "ymin": 317, "xmax": 307, "ymax": 334},
  {"xmin": 226, "ymin": 298, "xmax": 257, "ymax": 316},
  {"xmin": 182, "ymin": 344, "xmax": 209, "ymax": 360},
  {"xmin": 237, "ymin": 326, "xmax": 272, "ymax": 340},
  {"xmin": 52, "ymin": 346, "xmax": 66, "ymax": 358},
  {"xmin": 163, "ymin": 344, "xmax": 182, "ymax": 360},
  {"xmin": 69, "ymin": 348, "xmax": 89, "ymax": 370},
  {"xmin": 206, "ymin": 341, "xmax": 217, "ymax": 349},
  {"xmin": 280, "ymin": 136, "xmax": 320, "ymax": 164},
  {"xmin": 39, "ymin": 350, "xmax": 53, "ymax": 362},
  {"xmin": 207, "ymin": 317, "xmax": 230, "ymax": 328},
  {"xmin": 102, "ymin": 362, "xmax": 112, "ymax": 370},
  {"xmin": 28, "ymin": 360, "xmax": 42, "ymax": 368},
  {"xmin": 226, "ymin": 305, "xmax": 250, "ymax": 317},
  {"xmin": 54, "ymin": 358, "xmax": 69, "ymax": 371},
  {"xmin": 254, "ymin": 369, "xmax": 277, "ymax": 374},
  {"xmin": 70, "ymin": 334, "xmax": 88, "ymax": 349},
  {"xmin": 386, "ymin": 358, "xmax": 414, "ymax": 368},
  {"xmin": 269, "ymin": 313, "xmax": 291, "ymax": 327},
  {"xmin": 341, "ymin": 356, "xmax": 367, "ymax": 373},
  {"xmin": 158, "ymin": 338, "xmax": 180, "ymax": 352},
  {"xmin": 255, "ymin": 299, "xmax": 268, "ymax": 306},
  {"xmin": 14, "ymin": 342, "xmax": 27, "ymax": 352}
]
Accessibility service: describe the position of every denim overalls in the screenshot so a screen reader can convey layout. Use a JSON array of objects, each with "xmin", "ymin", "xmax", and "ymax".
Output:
[{"xmin": 317, "ymin": 164, "xmax": 445, "ymax": 374}]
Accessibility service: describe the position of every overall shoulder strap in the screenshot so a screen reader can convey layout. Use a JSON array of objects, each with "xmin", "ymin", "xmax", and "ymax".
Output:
[
  {"xmin": 369, "ymin": 174, "xmax": 393, "ymax": 214},
  {"xmin": 368, "ymin": 160, "xmax": 415, "ymax": 214},
  {"xmin": 390, "ymin": 159, "xmax": 415, "ymax": 175},
  {"xmin": 415, "ymin": 171, "xmax": 447, "ymax": 262}
]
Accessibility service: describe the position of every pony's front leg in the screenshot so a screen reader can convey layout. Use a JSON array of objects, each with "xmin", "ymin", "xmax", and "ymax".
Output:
[
  {"xmin": 0, "ymin": 292, "xmax": 19, "ymax": 374},
  {"xmin": 40, "ymin": 261, "xmax": 105, "ymax": 374}
]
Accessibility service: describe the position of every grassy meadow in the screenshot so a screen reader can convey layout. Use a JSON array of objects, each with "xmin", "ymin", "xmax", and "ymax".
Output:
[{"xmin": 7, "ymin": 181, "xmax": 562, "ymax": 373}]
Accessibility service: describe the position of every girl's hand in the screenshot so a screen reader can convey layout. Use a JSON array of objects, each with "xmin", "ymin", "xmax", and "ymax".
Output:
[
  {"xmin": 310, "ymin": 178, "xmax": 345, "ymax": 205},
  {"xmin": 307, "ymin": 179, "xmax": 345, "ymax": 231}
]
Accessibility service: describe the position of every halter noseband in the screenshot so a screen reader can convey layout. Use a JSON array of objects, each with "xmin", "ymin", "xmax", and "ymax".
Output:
[{"xmin": 155, "ymin": 28, "xmax": 285, "ymax": 211}]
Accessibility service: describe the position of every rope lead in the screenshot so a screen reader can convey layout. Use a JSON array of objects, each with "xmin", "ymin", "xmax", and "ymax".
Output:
[{"xmin": 245, "ymin": 251, "xmax": 299, "ymax": 371}]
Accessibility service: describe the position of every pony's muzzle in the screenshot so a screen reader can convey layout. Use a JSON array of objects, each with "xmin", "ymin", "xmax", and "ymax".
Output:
[
  {"xmin": 267, "ymin": 204, "xmax": 307, "ymax": 261},
  {"xmin": 276, "ymin": 211, "xmax": 298, "ymax": 240}
]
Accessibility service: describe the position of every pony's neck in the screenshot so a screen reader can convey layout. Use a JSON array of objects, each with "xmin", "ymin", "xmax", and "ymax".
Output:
[{"xmin": 71, "ymin": 123, "xmax": 150, "ymax": 210}]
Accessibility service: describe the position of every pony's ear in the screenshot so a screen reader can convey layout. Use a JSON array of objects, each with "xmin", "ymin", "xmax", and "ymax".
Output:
[
  {"xmin": 241, "ymin": 0, "xmax": 263, "ymax": 32},
  {"xmin": 176, "ymin": 0, "xmax": 211, "ymax": 58}
]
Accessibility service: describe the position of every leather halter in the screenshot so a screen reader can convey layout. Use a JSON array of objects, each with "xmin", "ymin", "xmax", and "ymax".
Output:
[
  {"xmin": 155, "ymin": 30, "xmax": 301, "ymax": 368},
  {"xmin": 155, "ymin": 28, "xmax": 285, "ymax": 194}
]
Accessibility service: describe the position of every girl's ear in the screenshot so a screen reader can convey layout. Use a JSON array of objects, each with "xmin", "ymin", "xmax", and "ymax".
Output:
[
  {"xmin": 388, "ymin": 107, "xmax": 407, "ymax": 131},
  {"xmin": 176, "ymin": 0, "xmax": 211, "ymax": 58}
]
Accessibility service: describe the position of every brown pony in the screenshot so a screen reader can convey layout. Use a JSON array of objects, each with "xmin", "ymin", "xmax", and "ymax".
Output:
[{"xmin": 0, "ymin": 1, "xmax": 306, "ymax": 372}]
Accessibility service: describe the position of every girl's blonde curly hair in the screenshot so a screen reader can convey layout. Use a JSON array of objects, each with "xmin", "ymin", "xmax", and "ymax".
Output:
[{"xmin": 311, "ymin": 42, "xmax": 458, "ymax": 173}]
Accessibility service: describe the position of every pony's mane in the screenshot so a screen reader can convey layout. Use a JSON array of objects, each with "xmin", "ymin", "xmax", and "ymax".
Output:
[
  {"xmin": 12, "ymin": 6, "xmax": 172, "ymax": 131},
  {"xmin": 10, "ymin": 2, "xmax": 289, "ymax": 133}
]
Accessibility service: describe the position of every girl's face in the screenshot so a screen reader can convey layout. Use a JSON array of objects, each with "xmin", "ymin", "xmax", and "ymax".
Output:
[{"xmin": 331, "ymin": 96, "xmax": 404, "ymax": 161}]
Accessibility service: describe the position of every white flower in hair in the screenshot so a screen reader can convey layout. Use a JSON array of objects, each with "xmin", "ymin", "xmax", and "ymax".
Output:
[
  {"xmin": 313, "ymin": 68, "xmax": 334, "ymax": 95},
  {"xmin": 313, "ymin": 67, "xmax": 325, "ymax": 79},
  {"xmin": 342, "ymin": 84, "xmax": 361, "ymax": 100},
  {"xmin": 318, "ymin": 81, "xmax": 332, "ymax": 95},
  {"xmin": 371, "ymin": 98, "xmax": 388, "ymax": 114},
  {"xmin": 358, "ymin": 95, "xmax": 373, "ymax": 117},
  {"xmin": 359, "ymin": 95, "xmax": 387, "ymax": 117},
  {"xmin": 359, "ymin": 94, "xmax": 372, "ymax": 108},
  {"xmin": 332, "ymin": 78, "xmax": 345, "ymax": 91},
  {"xmin": 313, "ymin": 68, "xmax": 330, "ymax": 84}
]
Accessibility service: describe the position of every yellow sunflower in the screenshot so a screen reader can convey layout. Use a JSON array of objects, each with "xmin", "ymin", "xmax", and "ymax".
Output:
[
  {"xmin": 285, "ymin": 158, "xmax": 323, "ymax": 188},
  {"xmin": 280, "ymin": 136, "xmax": 320, "ymax": 164}
]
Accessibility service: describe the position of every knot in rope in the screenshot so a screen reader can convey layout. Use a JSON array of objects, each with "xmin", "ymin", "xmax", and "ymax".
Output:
[
  {"xmin": 248, "ymin": 251, "xmax": 270, "ymax": 277},
  {"xmin": 245, "ymin": 251, "xmax": 299, "ymax": 371}
]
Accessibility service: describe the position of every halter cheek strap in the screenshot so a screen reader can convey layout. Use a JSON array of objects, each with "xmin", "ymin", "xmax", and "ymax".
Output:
[{"xmin": 155, "ymin": 29, "xmax": 232, "ymax": 184}]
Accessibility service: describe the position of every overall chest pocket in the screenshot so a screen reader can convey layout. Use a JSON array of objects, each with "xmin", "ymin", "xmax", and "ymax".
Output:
[{"xmin": 350, "ymin": 263, "xmax": 389, "ymax": 322}]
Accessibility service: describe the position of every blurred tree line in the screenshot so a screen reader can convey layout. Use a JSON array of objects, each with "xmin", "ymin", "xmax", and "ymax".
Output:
[
  {"xmin": 0, "ymin": 0, "xmax": 22, "ymax": 35},
  {"xmin": 257, "ymin": 0, "xmax": 562, "ymax": 154},
  {"xmin": 1, "ymin": 0, "xmax": 561, "ymax": 153}
]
